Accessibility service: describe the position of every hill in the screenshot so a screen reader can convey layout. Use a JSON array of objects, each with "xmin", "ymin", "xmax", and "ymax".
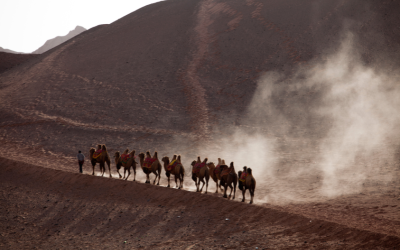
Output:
[
  {"xmin": 1, "ymin": 1, "xmax": 400, "ymax": 247},
  {"xmin": 32, "ymin": 26, "xmax": 87, "ymax": 54}
]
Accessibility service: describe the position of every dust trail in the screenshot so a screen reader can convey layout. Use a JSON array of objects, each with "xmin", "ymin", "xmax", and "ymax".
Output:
[{"xmin": 182, "ymin": 0, "xmax": 243, "ymax": 143}]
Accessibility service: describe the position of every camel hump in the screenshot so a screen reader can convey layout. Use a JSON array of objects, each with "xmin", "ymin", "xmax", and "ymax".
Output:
[
  {"xmin": 177, "ymin": 155, "xmax": 181, "ymax": 163},
  {"xmin": 247, "ymin": 168, "xmax": 252, "ymax": 175},
  {"xmin": 130, "ymin": 149, "xmax": 135, "ymax": 155},
  {"xmin": 222, "ymin": 159, "xmax": 226, "ymax": 165},
  {"xmin": 153, "ymin": 151, "xmax": 158, "ymax": 159},
  {"xmin": 203, "ymin": 158, "xmax": 208, "ymax": 163},
  {"xmin": 102, "ymin": 144, "xmax": 107, "ymax": 151}
]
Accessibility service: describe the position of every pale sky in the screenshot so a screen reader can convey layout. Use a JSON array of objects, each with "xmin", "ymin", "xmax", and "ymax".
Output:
[{"xmin": 0, "ymin": 0, "xmax": 163, "ymax": 53}]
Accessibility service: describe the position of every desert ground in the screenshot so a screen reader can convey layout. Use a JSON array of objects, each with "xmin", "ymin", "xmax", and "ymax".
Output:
[{"xmin": 1, "ymin": 0, "xmax": 400, "ymax": 249}]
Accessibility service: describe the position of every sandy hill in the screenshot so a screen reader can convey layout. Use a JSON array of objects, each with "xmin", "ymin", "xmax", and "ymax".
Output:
[
  {"xmin": 32, "ymin": 26, "xmax": 87, "ymax": 54},
  {"xmin": 1, "ymin": 0, "xmax": 400, "ymax": 248},
  {"xmin": 0, "ymin": 52, "xmax": 38, "ymax": 74}
]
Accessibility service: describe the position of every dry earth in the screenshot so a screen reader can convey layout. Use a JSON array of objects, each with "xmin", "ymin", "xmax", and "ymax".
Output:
[{"xmin": 1, "ymin": 0, "xmax": 400, "ymax": 249}]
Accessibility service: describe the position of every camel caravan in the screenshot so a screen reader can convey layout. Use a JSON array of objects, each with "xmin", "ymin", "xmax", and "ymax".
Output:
[{"xmin": 89, "ymin": 145, "xmax": 256, "ymax": 204}]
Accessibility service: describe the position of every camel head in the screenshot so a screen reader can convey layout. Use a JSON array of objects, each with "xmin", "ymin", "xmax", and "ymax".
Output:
[
  {"xmin": 114, "ymin": 151, "xmax": 121, "ymax": 158},
  {"xmin": 247, "ymin": 168, "xmax": 252, "ymax": 175},
  {"xmin": 89, "ymin": 148, "xmax": 95, "ymax": 154},
  {"xmin": 162, "ymin": 156, "xmax": 169, "ymax": 164},
  {"xmin": 191, "ymin": 160, "xmax": 197, "ymax": 166},
  {"xmin": 139, "ymin": 153, "xmax": 145, "ymax": 160}
]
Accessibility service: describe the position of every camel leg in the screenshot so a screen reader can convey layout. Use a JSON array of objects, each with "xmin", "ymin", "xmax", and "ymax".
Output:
[
  {"xmin": 242, "ymin": 189, "xmax": 246, "ymax": 202},
  {"xmin": 92, "ymin": 163, "xmax": 95, "ymax": 175},
  {"xmin": 205, "ymin": 173, "xmax": 209, "ymax": 194},
  {"xmin": 153, "ymin": 172, "xmax": 158, "ymax": 185},
  {"xmin": 125, "ymin": 168, "xmax": 131, "ymax": 180},
  {"xmin": 167, "ymin": 172, "xmax": 170, "ymax": 188},
  {"xmin": 116, "ymin": 168, "xmax": 122, "ymax": 179},
  {"xmin": 107, "ymin": 161, "xmax": 112, "ymax": 178},
  {"xmin": 215, "ymin": 181, "xmax": 218, "ymax": 193},
  {"xmin": 196, "ymin": 178, "xmax": 200, "ymax": 192},
  {"xmin": 100, "ymin": 163, "xmax": 105, "ymax": 177},
  {"xmin": 233, "ymin": 180, "xmax": 236, "ymax": 200},
  {"xmin": 133, "ymin": 167, "xmax": 136, "ymax": 181},
  {"xmin": 179, "ymin": 173, "xmax": 183, "ymax": 189},
  {"xmin": 174, "ymin": 175, "xmax": 178, "ymax": 188},
  {"xmin": 250, "ymin": 188, "xmax": 254, "ymax": 204},
  {"xmin": 223, "ymin": 184, "xmax": 228, "ymax": 198},
  {"xmin": 228, "ymin": 183, "xmax": 233, "ymax": 198},
  {"xmin": 145, "ymin": 174, "xmax": 150, "ymax": 184},
  {"xmin": 157, "ymin": 166, "xmax": 161, "ymax": 185},
  {"xmin": 199, "ymin": 178, "xmax": 205, "ymax": 193}
]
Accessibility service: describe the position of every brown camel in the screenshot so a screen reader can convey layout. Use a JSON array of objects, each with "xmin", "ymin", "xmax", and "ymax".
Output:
[
  {"xmin": 89, "ymin": 144, "xmax": 112, "ymax": 177},
  {"xmin": 238, "ymin": 166, "xmax": 256, "ymax": 204},
  {"xmin": 220, "ymin": 162, "xmax": 237, "ymax": 199},
  {"xmin": 191, "ymin": 157, "xmax": 210, "ymax": 193},
  {"xmin": 207, "ymin": 158, "xmax": 224, "ymax": 193},
  {"xmin": 114, "ymin": 149, "xmax": 137, "ymax": 181},
  {"xmin": 138, "ymin": 151, "xmax": 162, "ymax": 185},
  {"xmin": 161, "ymin": 155, "xmax": 185, "ymax": 189}
]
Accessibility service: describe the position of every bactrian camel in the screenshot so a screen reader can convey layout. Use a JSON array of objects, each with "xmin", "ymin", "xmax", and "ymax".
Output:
[
  {"xmin": 207, "ymin": 158, "xmax": 226, "ymax": 193},
  {"xmin": 138, "ymin": 151, "xmax": 162, "ymax": 185},
  {"xmin": 89, "ymin": 144, "xmax": 112, "ymax": 178},
  {"xmin": 114, "ymin": 149, "xmax": 137, "ymax": 181},
  {"xmin": 161, "ymin": 155, "xmax": 185, "ymax": 189},
  {"xmin": 191, "ymin": 157, "xmax": 210, "ymax": 193},
  {"xmin": 238, "ymin": 166, "xmax": 256, "ymax": 204},
  {"xmin": 220, "ymin": 162, "xmax": 237, "ymax": 199}
]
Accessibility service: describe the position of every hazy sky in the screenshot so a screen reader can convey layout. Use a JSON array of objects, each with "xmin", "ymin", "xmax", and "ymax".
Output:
[{"xmin": 0, "ymin": 0, "xmax": 163, "ymax": 53}]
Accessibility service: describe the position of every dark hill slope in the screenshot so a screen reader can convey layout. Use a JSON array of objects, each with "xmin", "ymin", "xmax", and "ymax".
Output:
[
  {"xmin": 0, "ymin": 52, "xmax": 38, "ymax": 74},
  {"xmin": 0, "ymin": 0, "xmax": 399, "ymax": 166}
]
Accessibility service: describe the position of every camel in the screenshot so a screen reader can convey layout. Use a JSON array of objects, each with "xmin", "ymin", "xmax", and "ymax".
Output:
[
  {"xmin": 138, "ymin": 151, "xmax": 162, "ymax": 185},
  {"xmin": 114, "ymin": 149, "xmax": 137, "ymax": 181},
  {"xmin": 190, "ymin": 157, "xmax": 210, "ymax": 193},
  {"xmin": 207, "ymin": 158, "xmax": 224, "ymax": 193},
  {"xmin": 161, "ymin": 155, "xmax": 185, "ymax": 189},
  {"xmin": 220, "ymin": 162, "xmax": 237, "ymax": 199},
  {"xmin": 238, "ymin": 166, "xmax": 256, "ymax": 204},
  {"xmin": 89, "ymin": 144, "xmax": 112, "ymax": 177}
]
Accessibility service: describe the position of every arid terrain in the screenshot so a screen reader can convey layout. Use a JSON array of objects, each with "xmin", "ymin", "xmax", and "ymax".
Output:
[{"xmin": 1, "ymin": 0, "xmax": 400, "ymax": 249}]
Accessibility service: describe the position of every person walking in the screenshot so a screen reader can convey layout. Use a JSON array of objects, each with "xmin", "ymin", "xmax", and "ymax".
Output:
[{"xmin": 77, "ymin": 150, "xmax": 85, "ymax": 173}]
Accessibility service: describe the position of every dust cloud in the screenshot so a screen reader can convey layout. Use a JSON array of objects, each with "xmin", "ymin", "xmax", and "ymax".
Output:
[{"xmin": 169, "ymin": 32, "xmax": 400, "ymax": 204}]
